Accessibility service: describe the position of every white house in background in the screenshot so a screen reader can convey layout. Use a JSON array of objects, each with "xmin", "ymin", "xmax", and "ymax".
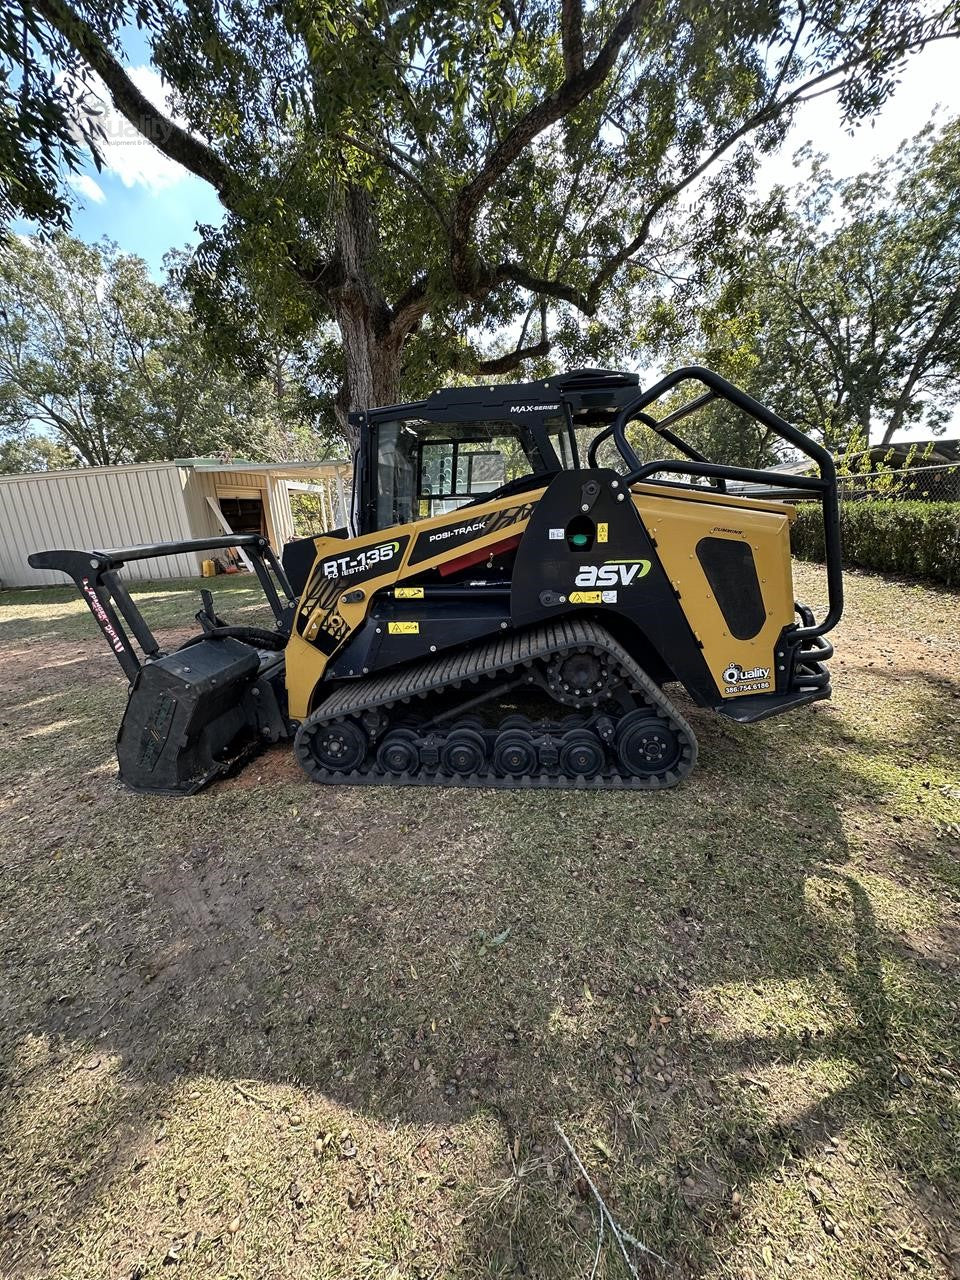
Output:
[{"xmin": 0, "ymin": 457, "xmax": 352, "ymax": 588}]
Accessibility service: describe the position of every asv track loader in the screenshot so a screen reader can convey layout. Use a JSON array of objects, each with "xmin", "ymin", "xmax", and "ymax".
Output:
[{"xmin": 30, "ymin": 367, "xmax": 843, "ymax": 795}]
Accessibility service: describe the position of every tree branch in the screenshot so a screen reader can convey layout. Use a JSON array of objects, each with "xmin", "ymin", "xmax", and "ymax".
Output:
[
  {"xmin": 499, "ymin": 28, "xmax": 960, "ymax": 320},
  {"xmin": 768, "ymin": 3, "xmax": 807, "ymax": 104},
  {"xmin": 493, "ymin": 260, "xmax": 588, "ymax": 310},
  {"xmin": 471, "ymin": 297, "xmax": 550, "ymax": 373},
  {"xmin": 450, "ymin": 0, "xmax": 654, "ymax": 292},
  {"xmin": 560, "ymin": 0, "xmax": 585, "ymax": 79},
  {"xmin": 32, "ymin": 0, "xmax": 235, "ymax": 197},
  {"xmin": 485, "ymin": 53, "xmax": 904, "ymax": 319},
  {"xmin": 471, "ymin": 335, "xmax": 551, "ymax": 374},
  {"xmin": 32, "ymin": 0, "xmax": 336, "ymax": 296},
  {"xmin": 341, "ymin": 133, "xmax": 448, "ymax": 227},
  {"xmin": 388, "ymin": 276, "xmax": 432, "ymax": 337}
]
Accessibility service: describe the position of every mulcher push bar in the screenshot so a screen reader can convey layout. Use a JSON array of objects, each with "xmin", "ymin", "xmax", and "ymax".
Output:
[
  {"xmin": 28, "ymin": 534, "xmax": 295, "ymax": 683},
  {"xmin": 604, "ymin": 365, "xmax": 843, "ymax": 641}
]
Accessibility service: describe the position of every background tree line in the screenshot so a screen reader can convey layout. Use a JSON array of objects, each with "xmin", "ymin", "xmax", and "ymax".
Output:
[
  {"xmin": 1, "ymin": 0, "xmax": 959, "ymax": 472},
  {"xmin": 642, "ymin": 117, "xmax": 960, "ymax": 464},
  {"xmin": 0, "ymin": 233, "xmax": 338, "ymax": 471}
]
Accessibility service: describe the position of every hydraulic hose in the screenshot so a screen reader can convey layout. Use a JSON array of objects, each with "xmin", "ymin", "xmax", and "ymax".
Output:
[{"xmin": 178, "ymin": 625, "xmax": 288, "ymax": 652}]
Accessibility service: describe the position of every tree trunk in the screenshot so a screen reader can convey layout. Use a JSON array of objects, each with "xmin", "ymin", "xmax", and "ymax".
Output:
[
  {"xmin": 881, "ymin": 399, "xmax": 908, "ymax": 447},
  {"xmin": 327, "ymin": 185, "xmax": 405, "ymax": 451},
  {"xmin": 332, "ymin": 313, "xmax": 404, "ymax": 448},
  {"xmin": 855, "ymin": 404, "xmax": 872, "ymax": 448}
]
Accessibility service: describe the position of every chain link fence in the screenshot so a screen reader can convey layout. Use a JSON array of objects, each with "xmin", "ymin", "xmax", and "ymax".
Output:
[{"xmin": 836, "ymin": 462, "xmax": 960, "ymax": 502}]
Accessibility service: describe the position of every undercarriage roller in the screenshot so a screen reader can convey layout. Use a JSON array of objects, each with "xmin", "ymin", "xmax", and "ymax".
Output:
[
  {"xmin": 293, "ymin": 619, "xmax": 697, "ymax": 790},
  {"xmin": 492, "ymin": 729, "xmax": 538, "ymax": 777}
]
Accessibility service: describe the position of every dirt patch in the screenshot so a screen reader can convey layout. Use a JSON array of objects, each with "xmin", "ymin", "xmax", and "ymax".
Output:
[
  {"xmin": 218, "ymin": 743, "xmax": 302, "ymax": 789},
  {"xmin": 0, "ymin": 634, "xmax": 119, "ymax": 696}
]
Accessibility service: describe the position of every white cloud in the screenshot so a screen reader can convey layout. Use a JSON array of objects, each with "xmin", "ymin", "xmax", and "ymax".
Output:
[
  {"xmin": 67, "ymin": 172, "xmax": 106, "ymax": 204},
  {"xmin": 98, "ymin": 66, "xmax": 192, "ymax": 192},
  {"xmin": 756, "ymin": 40, "xmax": 957, "ymax": 195},
  {"xmin": 67, "ymin": 64, "xmax": 193, "ymax": 193}
]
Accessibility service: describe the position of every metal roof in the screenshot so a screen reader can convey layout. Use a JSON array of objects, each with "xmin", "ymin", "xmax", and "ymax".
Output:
[{"xmin": 176, "ymin": 458, "xmax": 351, "ymax": 473}]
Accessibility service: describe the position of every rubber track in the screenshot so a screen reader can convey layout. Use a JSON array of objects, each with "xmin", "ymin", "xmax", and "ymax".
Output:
[{"xmin": 296, "ymin": 618, "xmax": 698, "ymax": 790}]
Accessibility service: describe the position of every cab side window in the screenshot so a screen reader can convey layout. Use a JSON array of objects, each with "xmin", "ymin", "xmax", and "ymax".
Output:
[{"xmin": 420, "ymin": 440, "xmax": 507, "ymax": 516}]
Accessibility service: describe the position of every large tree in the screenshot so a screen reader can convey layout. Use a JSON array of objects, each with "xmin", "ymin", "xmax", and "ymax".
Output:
[
  {"xmin": 644, "ymin": 118, "xmax": 960, "ymax": 450},
  {"xmin": 0, "ymin": 232, "xmax": 331, "ymax": 466},
  {"xmin": 6, "ymin": 0, "xmax": 958, "ymax": 441}
]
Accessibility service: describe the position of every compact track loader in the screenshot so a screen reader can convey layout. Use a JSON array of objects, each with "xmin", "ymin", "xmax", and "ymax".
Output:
[{"xmin": 30, "ymin": 366, "xmax": 843, "ymax": 795}]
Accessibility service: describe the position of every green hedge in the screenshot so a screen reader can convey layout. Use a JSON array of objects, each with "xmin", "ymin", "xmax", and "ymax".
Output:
[{"xmin": 791, "ymin": 500, "xmax": 960, "ymax": 586}]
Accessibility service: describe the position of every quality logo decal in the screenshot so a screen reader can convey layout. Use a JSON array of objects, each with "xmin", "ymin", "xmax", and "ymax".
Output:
[
  {"xmin": 722, "ymin": 661, "xmax": 771, "ymax": 694},
  {"xmin": 574, "ymin": 559, "xmax": 650, "ymax": 588},
  {"xmin": 322, "ymin": 540, "xmax": 400, "ymax": 579}
]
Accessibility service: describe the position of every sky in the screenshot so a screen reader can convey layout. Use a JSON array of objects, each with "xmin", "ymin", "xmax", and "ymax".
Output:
[{"xmin": 758, "ymin": 37, "xmax": 958, "ymax": 191}]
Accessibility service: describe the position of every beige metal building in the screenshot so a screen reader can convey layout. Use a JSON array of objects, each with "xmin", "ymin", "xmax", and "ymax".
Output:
[{"xmin": 0, "ymin": 457, "xmax": 352, "ymax": 588}]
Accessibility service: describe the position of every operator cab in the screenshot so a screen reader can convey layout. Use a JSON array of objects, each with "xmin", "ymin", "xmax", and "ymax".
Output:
[{"xmin": 353, "ymin": 369, "xmax": 642, "ymax": 536}]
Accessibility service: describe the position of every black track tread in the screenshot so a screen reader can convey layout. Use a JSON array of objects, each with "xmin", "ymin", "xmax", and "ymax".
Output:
[
  {"xmin": 321, "ymin": 620, "xmax": 601, "ymax": 716},
  {"xmin": 295, "ymin": 619, "xmax": 697, "ymax": 791}
]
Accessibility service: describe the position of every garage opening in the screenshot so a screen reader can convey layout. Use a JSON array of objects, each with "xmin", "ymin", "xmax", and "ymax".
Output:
[{"xmin": 216, "ymin": 493, "xmax": 266, "ymax": 537}]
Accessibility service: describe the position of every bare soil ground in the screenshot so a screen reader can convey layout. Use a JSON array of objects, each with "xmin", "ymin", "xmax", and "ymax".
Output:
[{"xmin": 0, "ymin": 565, "xmax": 958, "ymax": 1280}]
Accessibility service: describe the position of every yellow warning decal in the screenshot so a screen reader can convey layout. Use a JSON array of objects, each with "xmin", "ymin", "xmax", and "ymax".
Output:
[
  {"xmin": 569, "ymin": 591, "xmax": 602, "ymax": 604},
  {"xmin": 388, "ymin": 621, "xmax": 420, "ymax": 634},
  {"xmin": 597, "ymin": 522, "xmax": 609, "ymax": 543},
  {"xmin": 395, "ymin": 587, "xmax": 424, "ymax": 599}
]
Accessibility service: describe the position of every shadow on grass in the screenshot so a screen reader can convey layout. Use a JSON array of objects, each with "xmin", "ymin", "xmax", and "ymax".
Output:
[{"xmin": 0, "ymin": 666, "xmax": 958, "ymax": 1274}]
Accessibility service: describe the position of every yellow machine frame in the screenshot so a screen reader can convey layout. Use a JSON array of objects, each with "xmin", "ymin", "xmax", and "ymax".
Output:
[{"xmin": 286, "ymin": 481, "xmax": 796, "ymax": 719}]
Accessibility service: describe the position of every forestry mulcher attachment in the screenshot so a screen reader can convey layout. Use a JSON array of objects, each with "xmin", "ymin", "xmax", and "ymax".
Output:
[{"xmin": 30, "ymin": 367, "xmax": 843, "ymax": 795}]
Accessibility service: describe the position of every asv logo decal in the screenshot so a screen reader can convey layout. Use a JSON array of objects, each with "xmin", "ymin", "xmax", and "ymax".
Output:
[
  {"xmin": 722, "ymin": 662, "xmax": 771, "ymax": 694},
  {"xmin": 322, "ymin": 541, "xmax": 400, "ymax": 579},
  {"xmin": 574, "ymin": 559, "xmax": 650, "ymax": 588}
]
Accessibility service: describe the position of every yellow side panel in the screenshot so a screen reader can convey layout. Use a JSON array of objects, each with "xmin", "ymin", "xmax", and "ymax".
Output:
[
  {"xmin": 285, "ymin": 630, "xmax": 327, "ymax": 722},
  {"xmin": 633, "ymin": 491, "xmax": 795, "ymax": 698},
  {"xmin": 631, "ymin": 481, "xmax": 796, "ymax": 519},
  {"xmin": 286, "ymin": 490, "xmax": 544, "ymax": 718}
]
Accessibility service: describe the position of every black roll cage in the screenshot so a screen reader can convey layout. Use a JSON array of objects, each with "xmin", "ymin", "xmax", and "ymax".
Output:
[{"xmin": 598, "ymin": 366, "xmax": 842, "ymax": 640}]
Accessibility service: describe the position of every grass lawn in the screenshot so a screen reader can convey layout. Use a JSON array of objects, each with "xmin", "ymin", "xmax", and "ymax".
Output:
[{"xmin": 0, "ymin": 564, "xmax": 958, "ymax": 1279}]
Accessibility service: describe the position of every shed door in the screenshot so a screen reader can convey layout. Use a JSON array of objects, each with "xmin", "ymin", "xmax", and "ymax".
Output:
[{"xmin": 216, "ymin": 487, "xmax": 266, "ymax": 536}]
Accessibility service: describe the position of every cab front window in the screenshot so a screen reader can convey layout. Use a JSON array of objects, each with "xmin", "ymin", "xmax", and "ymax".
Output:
[{"xmin": 372, "ymin": 417, "xmax": 552, "ymax": 530}]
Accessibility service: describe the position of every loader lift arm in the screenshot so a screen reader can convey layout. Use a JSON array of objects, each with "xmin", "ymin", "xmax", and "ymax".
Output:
[
  {"xmin": 28, "ymin": 534, "xmax": 296, "ymax": 682},
  {"xmin": 28, "ymin": 535, "xmax": 297, "ymax": 795}
]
